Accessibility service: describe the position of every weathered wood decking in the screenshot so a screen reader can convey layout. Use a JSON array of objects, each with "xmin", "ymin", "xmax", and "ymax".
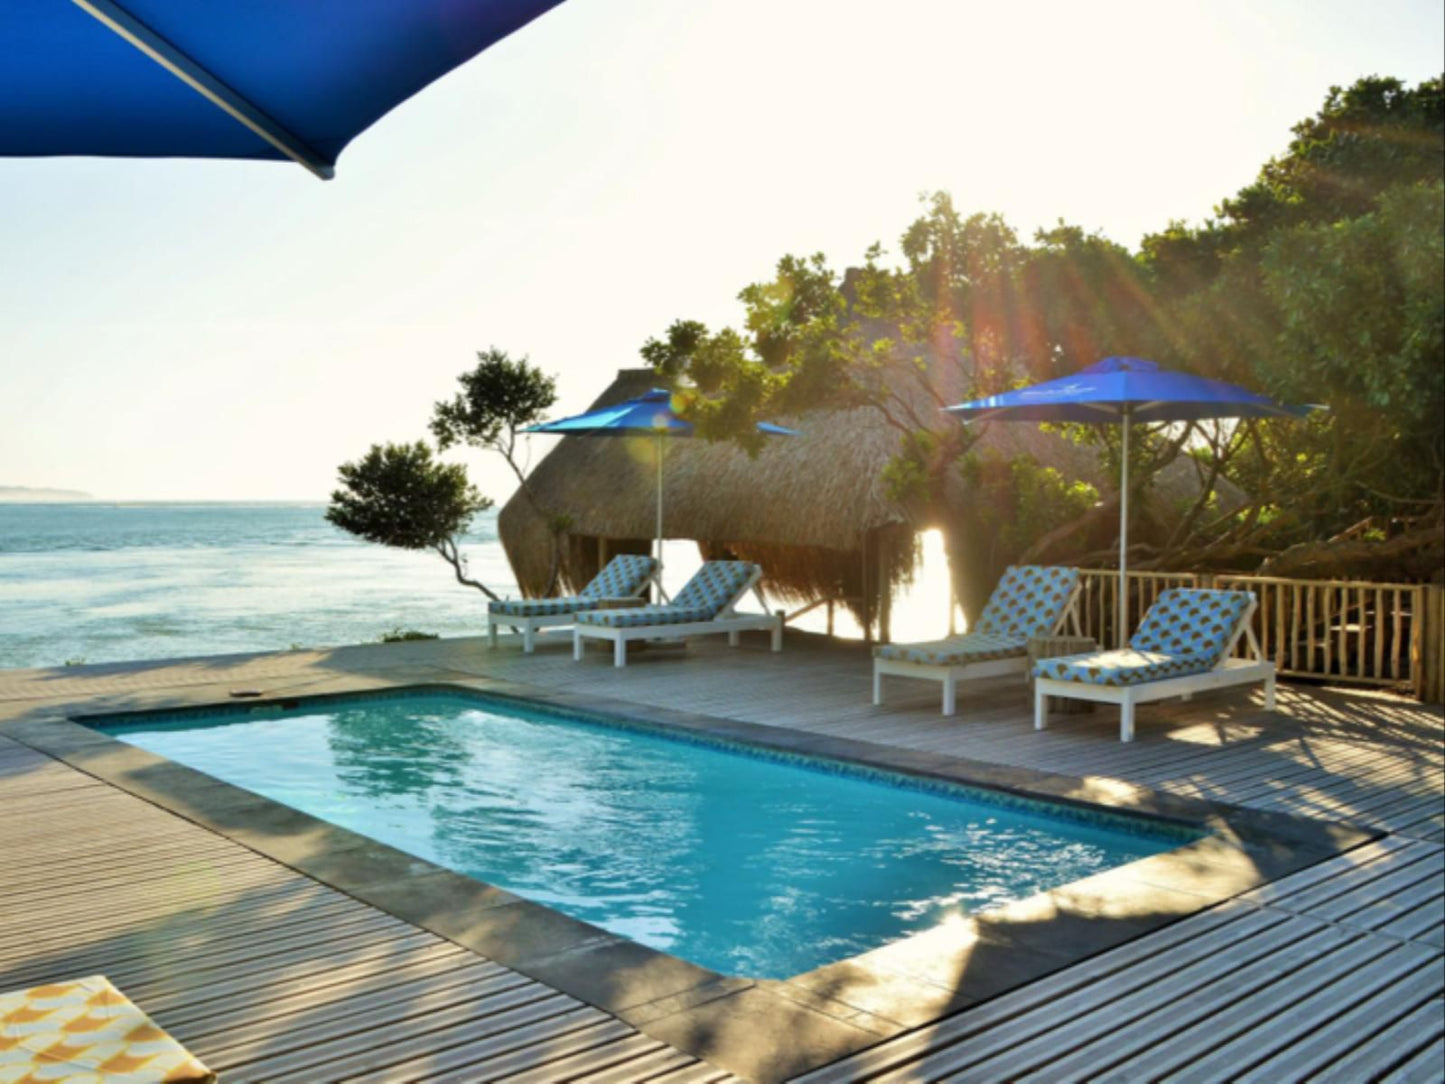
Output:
[
  {"xmin": 0, "ymin": 733, "xmax": 741, "ymax": 1083},
  {"xmin": 1, "ymin": 630, "xmax": 1441, "ymax": 1081}
]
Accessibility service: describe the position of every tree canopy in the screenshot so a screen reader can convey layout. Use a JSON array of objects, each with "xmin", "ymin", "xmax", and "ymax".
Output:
[
  {"xmin": 328, "ymin": 348, "xmax": 563, "ymax": 599},
  {"xmin": 326, "ymin": 441, "xmax": 498, "ymax": 598},
  {"xmin": 639, "ymin": 74, "xmax": 1445, "ymax": 585}
]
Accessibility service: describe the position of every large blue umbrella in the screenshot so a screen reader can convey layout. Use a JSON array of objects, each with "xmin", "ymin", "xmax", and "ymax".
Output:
[
  {"xmin": 526, "ymin": 388, "xmax": 796, "ymax": 578},
  {"xmin": 1, "ymin": 0, "xmax": 561, "ymax": 179},
  {"xmin": 945, "ymin": 356, "xmax": 1318, "ymax": 646}
]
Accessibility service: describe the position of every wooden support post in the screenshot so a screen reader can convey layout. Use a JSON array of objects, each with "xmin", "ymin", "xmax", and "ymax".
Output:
[
  {"xmin": 877, "ymin": 531, "xmax": 893, "ymax": 645},
  {"xmin": 861, "ymin": 533, "xmax": 873, "ymax": 646}
]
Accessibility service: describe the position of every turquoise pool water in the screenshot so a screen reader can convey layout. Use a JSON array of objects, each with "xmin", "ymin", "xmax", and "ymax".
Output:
[{"xmin": 97, "ymin": 691, "xmax": 1191, "ymax": 978}]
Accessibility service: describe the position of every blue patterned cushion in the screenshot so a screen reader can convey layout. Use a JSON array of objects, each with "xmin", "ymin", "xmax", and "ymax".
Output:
[
  {"xmin": 670, "ymin": 561, "xmax": 759, "ymax": 617},
  {"xmin": 974, "ymin": 566, "xmax": 1081, "ymax": 641},
  {"xmin": 490, "ymin": 554, "xmax": 657, "ymax": 618},
  {"xmin": 1128, "ymin": 589, "xmax": 1253, "ymax": 666},
  {"xmin": 490, "ymin": 597, "xmax": 593, "ymax": 617},
  {"xmin": 579, "ymin": 554, "xmax": 658, "ymax": 600},
  {"xmin": 575, "ymin": 561, "xmax": 759, "ymax": 629},
  {"xmin": 874, "ymin": 632, "xmax": 1025, "ymax": 666},
  {"xmin": 1033, "ymin": 649, "xmax": 1214, "ymax": 687},
  {"xmin": 576, "ymin": 604, "xmax": 716, "ymax": 628}
]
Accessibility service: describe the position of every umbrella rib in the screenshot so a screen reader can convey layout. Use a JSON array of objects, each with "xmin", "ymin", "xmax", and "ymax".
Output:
[{"xmin": 69, "ymin": 0, "xmax": 335, "ymax": 180}]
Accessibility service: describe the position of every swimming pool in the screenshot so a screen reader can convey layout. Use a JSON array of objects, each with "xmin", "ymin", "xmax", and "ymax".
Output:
[{"xmin": 96, "ymin": 690, "xmax": 1194, "ymax": 978}]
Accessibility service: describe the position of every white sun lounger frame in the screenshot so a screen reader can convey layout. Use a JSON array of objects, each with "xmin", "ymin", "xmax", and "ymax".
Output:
[
  {"xmin": 872, "ymin": 584, "xmax": 1083, "ymax": 716},
  {"xmin": 488, "ymin": 567, "xmax": 660, "ymax": 654},
  {"xmin": 1033, "ymin": 596, "xmax": 1276, "ymax": 742},
  {"xmin": 572, "ymin": 566, "xmax": 782, "ymax": 668}
]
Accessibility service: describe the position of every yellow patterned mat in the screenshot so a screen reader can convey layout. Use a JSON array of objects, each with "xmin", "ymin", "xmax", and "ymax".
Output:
[{"xmin": 0, "ymin": 976, "xmax": 214, "ymax": 1084}]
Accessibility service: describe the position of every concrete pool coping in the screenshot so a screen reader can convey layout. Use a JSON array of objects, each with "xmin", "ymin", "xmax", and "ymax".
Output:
[{"xmin": 2, "ymin": 674, "xmax": 1379, "ymax": 1083}]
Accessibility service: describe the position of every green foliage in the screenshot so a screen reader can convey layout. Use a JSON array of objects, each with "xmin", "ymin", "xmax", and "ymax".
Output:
[
  {"xmin": 378, "ymin": 628, "xmax": 440, "ymax": 642},
  {"xmin": 638, "ymin": 74, "xmax": 1444, "ymax": 572},
  {"xmin": 960, "ymin": 452, "xmax": 1099, "ymax": 557},
  {"xmin": 881, "ymin": 431, "xmax": 940, "ymax": 505},
  {"xmin": 62, "ymin": 656, "xmax": 86, "ymax": 667},
  {"xmin": 430, "ymin": 347, "xmax": 557, "ymax": 451},
  {"xmin": 640, "ymin": 319, "xmax": 709, "ymax": 383},
  {"xmin": 327, "ymin": 442, "xmax": 491, "ymax": 550}
]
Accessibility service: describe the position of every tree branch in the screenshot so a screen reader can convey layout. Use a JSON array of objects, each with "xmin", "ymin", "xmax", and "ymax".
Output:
[{"xmin": 434, "ymin": 538, "xmax": 501, "ymax": 601}]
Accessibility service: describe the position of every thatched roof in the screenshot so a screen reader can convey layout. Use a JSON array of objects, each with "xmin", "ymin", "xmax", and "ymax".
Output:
[
  {"xmin": 499, "ymin": 367, "xmax": 1240, "ymax": 608},
  {"xmin": 510, "ymin": 369, "xmax": 900, "ymax": 552}
]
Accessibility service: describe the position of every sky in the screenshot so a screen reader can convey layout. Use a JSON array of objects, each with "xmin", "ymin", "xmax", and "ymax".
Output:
[{"xmin": 1, "ymin": 0, "xmax": 1441, "ymax": 503}]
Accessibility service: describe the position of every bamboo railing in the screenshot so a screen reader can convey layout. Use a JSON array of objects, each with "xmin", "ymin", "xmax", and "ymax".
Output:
[{"xmin": 1076, "ymin": 570, "xmax": 1445, "ymax": 702}]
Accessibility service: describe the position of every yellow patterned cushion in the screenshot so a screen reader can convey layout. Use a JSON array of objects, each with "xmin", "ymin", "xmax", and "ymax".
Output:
[{"xmin": 0, "ymin": 975, "xmax": 214, "ymax": 1084}]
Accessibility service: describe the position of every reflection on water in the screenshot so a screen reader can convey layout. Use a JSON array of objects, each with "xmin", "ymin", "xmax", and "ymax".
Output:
[{"xmin": 105, "ymin": 693, "xmax": 1179, "ymax": 977}]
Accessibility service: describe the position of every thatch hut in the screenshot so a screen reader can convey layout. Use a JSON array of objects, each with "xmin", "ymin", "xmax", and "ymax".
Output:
[{"xmin": 499, "ymin": 367, "xmax": 1237, "ymax": 641}]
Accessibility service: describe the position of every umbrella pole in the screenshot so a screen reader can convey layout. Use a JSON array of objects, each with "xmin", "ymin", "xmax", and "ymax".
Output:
[
  {"xmin": 1118, "ymin": 409, "xmax": 1131, "ymax": 649},
  {"xmin": 655, "ymin": 434, "xmax": 665, "ymax": 598}
]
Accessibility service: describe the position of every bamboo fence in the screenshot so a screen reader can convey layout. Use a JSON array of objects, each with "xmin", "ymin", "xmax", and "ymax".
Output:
[{"xmin": 1075, "ymin": 570, "xmax": 1445, "ymax": 702}]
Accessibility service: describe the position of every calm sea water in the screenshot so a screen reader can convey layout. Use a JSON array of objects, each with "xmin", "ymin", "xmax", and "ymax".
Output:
[
  {"xmin": 1, "ymin": 501, "xmax": 958, "ymax": 671},
  {"xmin": 0, "ymin": 503, "xmax": 518, "ymax": 670},
  {"xmin": 101, "ymin": 691, "xmax": 1182, "ymax": 977}
]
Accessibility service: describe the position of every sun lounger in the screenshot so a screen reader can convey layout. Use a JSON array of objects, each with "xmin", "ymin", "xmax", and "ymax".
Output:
[
  {"xmin": 573, "ymin": 560, "xmax": 782, "ymax": 667},
  {"xmin": 873, "ymin": 566, "xmax": 1082, "ymax": 715},
  {"xmin": 488, "ymin": 553, "xmax": 658, "ymax": 653},
  {"xmin": 1033, "ymin": 587, "xmax": 1276, "ymax": 741}
]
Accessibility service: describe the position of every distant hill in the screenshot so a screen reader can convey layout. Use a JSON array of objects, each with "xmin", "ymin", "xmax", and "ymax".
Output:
[{"xmin": 0, "ymin": 486, "xmax": 92, "ymax": 502}]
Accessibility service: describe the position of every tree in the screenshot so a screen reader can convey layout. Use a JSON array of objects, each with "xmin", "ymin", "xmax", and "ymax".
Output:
[
  {"xmin": 326, "ymin": 442, "xmax": 497, "ymax": 599},
  {"xmin": 635, "ymin": 74, "xmax": 1445, "ymax": 590},
  {"xmin": 430, "ymin": 347, "xmax": 569, "ymax": 593}
]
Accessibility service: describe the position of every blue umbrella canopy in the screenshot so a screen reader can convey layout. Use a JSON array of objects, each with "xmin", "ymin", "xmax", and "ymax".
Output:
[
  {"xmin": 526, "ymin": 389, "xmax": 797, "ymax": 579},
  {"xmin": 0, "ymin": 0, "xmax": 561, "ymax": 179},
  {"xmin": 528, "ymin": 388, "xmax": 797, "ymax": 437},
  {"xmin": 945, "ymin": 357, "xmax": 1318, "ymax": 646},
  {"xmin": 944, "ymin": 356, "xmax": 1314, "ymax": 424}
]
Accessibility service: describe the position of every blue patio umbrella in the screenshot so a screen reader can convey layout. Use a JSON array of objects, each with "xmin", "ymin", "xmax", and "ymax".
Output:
[
  {"xmin": 1, "ymin": 0, "xmax": 562, "ymax": 179},
  {"xmin": 526, "ymin": 388, "xmax": 796, "ymax": 578},
  {"xmin": 945, "ymin": 357, "xmax": 1318, "ymax": 646}
]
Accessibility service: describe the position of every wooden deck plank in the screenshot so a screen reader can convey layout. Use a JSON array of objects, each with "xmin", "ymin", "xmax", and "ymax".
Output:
[
  {"xmin": 499, "ymin": 1033, "xmax": 674, "ymax": 1083},
  {"xmin": 964, "ymin": 917, "xmax": 1343, "ymax": 1083},
  {"xmin": 345, "ymin": 1007, "xmax": 610, "ymax": 1084},
  {"xmin": 1289, "ymin": 999, "xmax": 1445, "ymax": 1082},
  {"xmin": 2, "ymin": 637, "xmax": 1441, "ymax": 1083},
  {"xmin": 1090, "ymin": 929, "xmax": 1399, "ymax": 1083},
  {"xmin": 1160, "ymin": 942, "xmax": 1440, "ymax": 1084},
  {"xmin": 793, "ymin": 903, "xmax": 1268, "ymax": 1084},
  {"xmin": 1380, "ymin": 1033, "xmax": 1445, "ymax": 1084},
  {"xmin": 1006, "ymin": 924, "xmax": 1359, "ymax": 1083},
  {"xmin": 0, "ymin": 746, "xmax": 730, "ymax": 1083},
  {"xmin": 213, "ymin": 980, "xmax": 574, "ymax": 1081},
  {"xmin": 1236, "ymin": 958, "xmax": 1444, "ymax": 1082}
]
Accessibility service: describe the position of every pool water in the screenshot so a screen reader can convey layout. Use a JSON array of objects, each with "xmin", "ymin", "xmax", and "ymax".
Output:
[{"xmin": 98, "ymin": 692, "xmax": 1190, "ymax": 978}]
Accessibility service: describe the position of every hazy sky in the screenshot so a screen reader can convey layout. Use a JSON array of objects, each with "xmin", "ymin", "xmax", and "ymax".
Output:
[{"xmin": 2, "ymin": 0, "xmax": 1441, "ymax": 502}]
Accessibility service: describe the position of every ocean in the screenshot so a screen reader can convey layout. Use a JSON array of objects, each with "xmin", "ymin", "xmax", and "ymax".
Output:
[
  {"xmin": 0, "ymin": 503, "xmax": 518, "ymax": 671},
  {"xmin": 0, "ymin": 502, "xmax": 955, "ymax": 671}
]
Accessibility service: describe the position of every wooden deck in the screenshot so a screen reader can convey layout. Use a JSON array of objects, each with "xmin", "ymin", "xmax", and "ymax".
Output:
[
  {"xmin": 1, "ymin": 631, "xmax": 1441, "ymax": 1081},
  {"xmin": 0, "ymin": 734, "xmax": 740, "ymax": 1083}
]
